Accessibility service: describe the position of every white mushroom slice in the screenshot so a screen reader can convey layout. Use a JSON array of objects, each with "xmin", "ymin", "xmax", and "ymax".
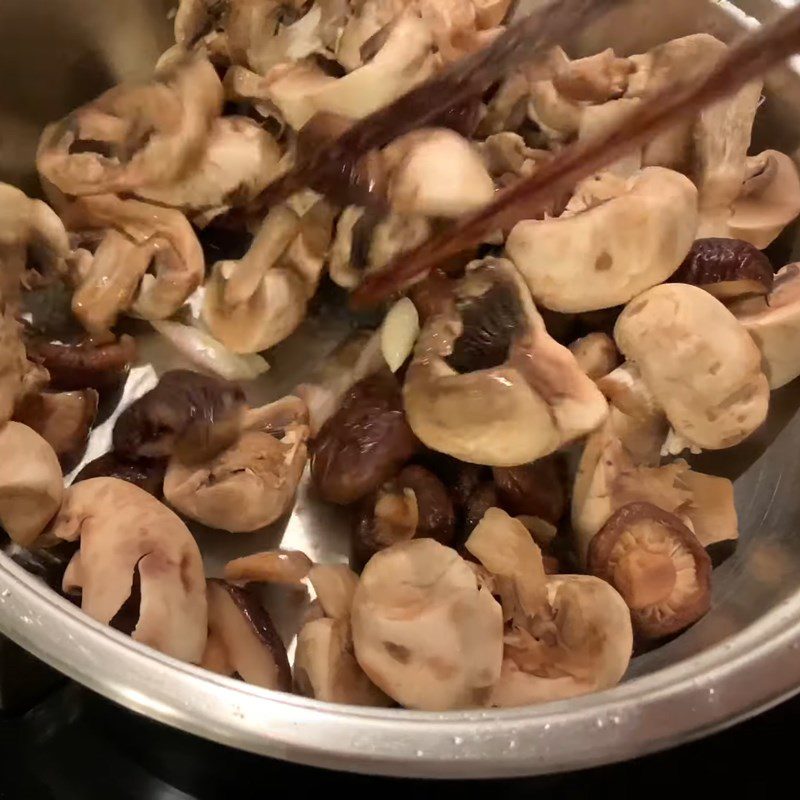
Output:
[
  {"xmin": 0, "ymin": 182, "xmax": 69, "ymax": 305},
  {"xmin": 164, "ymin": 395, "xmax": 309, "ymax": 533},
  {"xmin": 62, "ymin": 195, "xmax": 204, "ymax": 322},
  {"xmin": 527, "ymin": 79, "xmax": 583, "ymax": 141},
  {"xmin": 203, "ymin": 199, "xmax": 334, "ymax": 353},
  {"xmin": 417, "ymin": 0, "xmax": 504, "ymax": 63},
  {"xmin": 294, "ymin": 616, "xmax": 391, "ymax": 705},
  {"xmin": 478, "ymin": 133, "xmax": 550, "ymax": 182},
  {"xmin": 506, "ymin": 168, "xmax": 698, "ymax": 313},
  {"xmin": 135, "ymin": 117, "xmax": 282, "ymax": 219},
  {"xmin": 568, "ymin": 332, "xmax": 619, "ymax": 382},
  {"xmin": 682, "ymin": 470, "xmax": 738, "ymax": 550},
  {"xmin": 577, "ymin": 99, "xmax": 642, "ymax": 178},
  {"xmin": 335, "ymin": 0, "xmax": 407, "ymax": 71},
  {"xmin": 552, "ymin": 48, "xmax": 632, "ymax": 102},
  {"xmin": 258, "ymin": 13, "xmax": 435, "ymax": 129},
  {"xmin": 615, "ymin": 284, "xmax": 769, "ymax": 450},
  {"xmin": 404, "ymin": 258, "xmax": 607, "ymax": 466},
  {"xmin": 0, "ymin": 314, "xmax": 32, "ymax": 427},
  {"xmin": 381, "ymin": 297, "xmax": 419, "ymax": 373},
  {"xmin": 384, "ymin": 128, "xmax": 495, "ymax": 218},
  {"xmin": 37, "ymin": 57, "xmax": 223, "ymax": 197},
  {"xmin": 223, "ymin": 550, "xmax": 313, "ymax": 586},
  {"xmin": 727, "ymin": 150, "xmax": 800, "ymax": 249},
  {"xmin": 731, "ymin": 263, "xmax": 800, "ymax": 389},
  {"xmin": 51, "ymin": 478, "xmax": 207, "ymax": 663},
  {"xmin": 308, "ymin": 564, "xmax": 359, "ymax": 621},
  {"xmin": 0, "ymin": 422, "xmax": 63, "ymax": 547},
  {"xmin": 351, "ymin": 538, "xmax": 504, "ymax": 710}
]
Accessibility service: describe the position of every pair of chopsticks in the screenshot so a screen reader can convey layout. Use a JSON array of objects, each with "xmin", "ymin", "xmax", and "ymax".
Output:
[{"xmin": 252, "ymin": 0, "xmax": 800, "ymax": 306}]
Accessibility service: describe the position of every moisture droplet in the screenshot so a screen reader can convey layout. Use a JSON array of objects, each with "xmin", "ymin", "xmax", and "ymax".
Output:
[
  {"xmin": 0, "ymin": 589, "xmax": 10, "ymax": 599},
  {"xmin": 543, "ymin": 723, "xmax": 551, "ymax": 731},
  {"xmin": 596, "ymin": 719, "xmax": 605, "ymax": 729},
  {"xmin": 508, "ymin": 740, "xmax": 518, "ymax": 750},
  {"xmin": 708, "ymin": 688, "xmax": 716, "ymax": 697},
  {"xmin": 415, "ymin": 750, "xmax": 424, "ymax": 758},
  {"xmin": 610, "ymin": 714, "xmax": 621, "ymax": 725},
  {"xmin": 453, "ymin": 736, "xmax": 464, "ymax": 746}
]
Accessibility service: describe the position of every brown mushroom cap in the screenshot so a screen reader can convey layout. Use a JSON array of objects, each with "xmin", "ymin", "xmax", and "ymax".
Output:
[
  {"xmin": 492, "ymin": 454, "xmax": 567, "ymax": 524},
  {"xmin": 351, "ymin": 538, "xmax": 503, "ymax": 710},
  {"xmin": 0, "ymin": 422, "xmax": 63, "ymax": 546},
  {"xmin": 223, "ymin": 549, "xmax": 313, "ymax": 586},
  {"xmin": 51, "ymin": 478, "xmax": 207, "ymax": 663},
  {"xmin": 164, "ymin": 395, "xmax": 309, "ymax": 532},
  {"xmin": 201, "ymin": 579, "xmax": 291, "ymax": 691},
  {"xmin": 587, "ymin": 501, "xmax": 712, "ymax": 640},
  {"xmin": 74, "ymin": 452, "xmax": 166, "ymax": 497}
]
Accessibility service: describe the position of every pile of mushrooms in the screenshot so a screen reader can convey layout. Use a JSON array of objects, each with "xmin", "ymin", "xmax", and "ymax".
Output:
[{"xmin": 3, "ymin": 3, "xmax": 800, "ymax": 714}]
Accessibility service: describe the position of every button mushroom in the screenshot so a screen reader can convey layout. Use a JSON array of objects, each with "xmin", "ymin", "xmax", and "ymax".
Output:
[
  {"xmin": 613, "ymin": 283, "xmax": 769, "ymax": 450},
  {"xmin": 37, "ymin": 56, "xmax": 223, "ymax": 197},
  {"xmin": 312, "ymin": 370, "xmax": 420, "ymax": 505},
  {"xmin": 164, "ymin": 395, "xmax": 309, "ymax": 532},
  {"xmin": 13, "ymin": 389, "xmax": 98, "ymax": 472},
  {"xmin": 465, "ymin": 507, "xmax": 633, "ymax": 706},
  {"xmin": 351, "ymin": 537, "xmax": 504, "ymax": 710},
  {"xmin": 0, "ymin": 422, "xmax": 63, "ymax": 546},
  {"xmin": 568, "ymin": 332, "xmax": 620, "ymax": 381},
  {"xmin": 113, "ymin": 370, "xmax": 246, "ymax": 462},
  {"xmin": 383, "ymin": 128, "xmax": 495, "ymax": 218},
  {"xmin": 202, "ymin": 198, "xmax": 335, "ymax": 353},
  {"xmin": 731, "ymin": 263, "xmax": 800, "ymax": 389},
  {"xmin": 50, "ymin": 478, "xmax": 207, "ymax": 662},
  {"xmin": 505, "ymin": 167, "xmax": 699, "ymax": 313},
  {"xmin": 403, "ymin": 258, "xmax": 607, "ymax": 466},
  {"xmin": 201, "ymin": 579, "xmax": 292, "ymax": 691},
  {"xmin": 587, "ymin": 501, "xmax": 712, "ymax": 640}
]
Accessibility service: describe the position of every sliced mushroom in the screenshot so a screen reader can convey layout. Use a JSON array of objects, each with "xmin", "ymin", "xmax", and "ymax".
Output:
[
  {"xmin": 416, "ymin": 0, "xmax": 507, "ymax": 63},
  {"xmin": 203, "ymin": 198, "xmax": 335, "ymax": 353},
  {"xmin": 505, "ymin": 167, "xmax": 698, "ymax": 313},
  {"xmin": 0, "ymin": 182, "xmax": 69, "ymax": 305},
  {"xmin": 727, "ymin": 150, "xmax": 800, "ymax": 249},
  {"xmin": 164, "ymin": 395, "xmax": 309, "ymax": 532},
  {"xmin": 478, "ymin": 132, "xmax": 551, "ymax": 185},
  {"xmin": 307, "ymin": 563, "xmax": 359, "ymax": 621},
  {"xmin": 614, "ymin": 283, "xmax": 769, "ymax": 450},
  {"xmin": 135, "ymin": 116, "xmax": 282, "ymax": 221},
  {"xmin": 335, "ymin": 0, "xmax": 407, "ymax": 71},
  {"xmin": 61, "ymin": 194, "xmax": 204, "ymax": 322},
  {"xmin": 13, "ymin": 389, "xmax": 98, "ymax": 472},
  {"xmin": 381, "ymin": 297, "xmax": 419, "ymax": 373},
  {"xmin": 568, "ymin": 332, "xmax": 620, "ymax": 382},
  {"xmin": 351, "ymin": 538, "xmax": 503, "ymax": 710},
  {"xmin": 51, "ymin": 478, "xmax": 207, "ymax": 662},
  {"xmin": 0, "ymin": 422, "xmax": 63, "ymax": 546},
  {"xmin": 37, "ymin": 57, "xmax": 223, "ymax": 197},
  {"xmin": 552, "ymin": 48, "xmax": 632, "ymax": 103},
  {"xmin": 588, "ymin": 501, "xmax": 712, "ymax": 640},
  {"xmin": 731, "ymin": 263, "xmax": 800, "ymax": 389},
  {"xmin": 74, "ymin": 452, "xmax": 166, "ymax": 497},
  {"xmin": 202, "ymin": 579, "xmax": 292, "ymax": 691},
  {"xmin": 0, "ymin": 314, "xmax": 32, "ymax": 426},
  {"xmin": 312, "ymin": 370, "xmax": 420, "ymax": 505},
  {"xmin": 223, "ymin": 549, "xmax": 313, "ymax": 586},
  {"xmin": 113, "ymin": 370, "xmax": 246, "ymax": 462},
  {"xmin": 681, "ymin": 470, "xmax": 738, "ymax": 562},
  {"xmin": 403, "ymin": 258, "xmax": 607, "ymax": 466},
  {"xmin": 384, "ymin": 128, "xmax": 495, "ymax": 218},
  {"xmin": 465, "ymin": 507, "xmax": 633, "ymax": 706}
]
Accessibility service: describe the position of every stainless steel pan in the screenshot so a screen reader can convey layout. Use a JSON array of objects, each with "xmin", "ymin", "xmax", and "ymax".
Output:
[{"xmin": 2, "ymin": 0, "xmax": 800, "ymax": 779}]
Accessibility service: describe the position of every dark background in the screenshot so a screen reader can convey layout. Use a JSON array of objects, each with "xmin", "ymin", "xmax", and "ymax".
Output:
[{"xmin": 0, "ymin": 637, "xmax": 792, "ymax": 799}]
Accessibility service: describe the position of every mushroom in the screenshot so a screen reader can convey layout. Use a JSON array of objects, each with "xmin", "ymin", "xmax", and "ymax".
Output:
[
  {"xmin": 614, "ymin": 283, "xmax": 769, "ymax": 450},
  {"xmin": 37, "ymin": 57, "xmax": 224, "ymax": 197},
  {"xmin": 113, "ymin": 370, "xmax": 246, "ymax": 462},
  {"xmin": 294, "ymin": 562, "xmax": 390, "ymax": 705},
  {"xmin": 135, "ymin": 116, "xmax": 282, "ymax": 222},
  {"xmin": 61, "ymin": 194, "xmax": 204, "ymax": 322},
  {"xmin": 587, "ymin": 501, "xmax": 712, "ymax": 640},
  {"xmin": 74, "ymin": 452, "xmax": 166, "ymax": 497},
  {"xmin": 0, "ymin": 182, "xmax": 69, "ymax": 305},
  {"xmin": 731, "ymin": 263, "xmax": 800, "ymax": 389},
  {"xmin": 381, "ymin": 296, "xmax": 420, "ymax": 373},
  {"xmin": 223, "ymin": 549, "xmax": 313, "ymax": 586},
  {"xmin": 334, "ymin": 0, "xmax": 407, "ymax": 71},
  {"xmin": 203, "ymin": 197, "xmax": 335, "ymax": 353},
  {"xmin": 416, "ymin": 0, "xmax": 508, "ymax": 63},
  {"xmin": 0, "ymin": 422, "xmax": 63, "ymax": 546},
  {"xmin": 552, "ymin": 48, "xmax": 633, "ymax": 103},
  {"xmin": 26, "ymin": 335, "xmax": 135, "ymax": 392},
  {"xmin": 505, "ymin": 167, "xmax": 698, "ymax": 313},
  {"xmin": 351, "ymin": 537, "xmax": 504, "ymax": 710},
  {"xmin": 465, "ymin": 507, "xmax": 633, "ymax": 706},
  {"xmin": 13, "ymin": 389, "xmax": 98, "ymax": 472},
  {"xmin": 403, "ymin": 258, "xmax": 607, "ymax": 466},
  {"xmin": 201, "ymin": 579, "xmax": 292, "ymax": 690},
  {"xmin": 352, "ymin": 464, "xmax": 455, "ymax": 567},
  {"xmin": 0, "ymin": 314, "xmax": 33, "ymax": 426},
  {"xmin": 492, "ymin": 454, "xmax": 568, "ymax": 524},
  {"xmin": 568, "ymin": 332, "xmax": 620, "ymax": 382},
  {"xmin": 312, "ymin": 370, "xmax": 420, "ymax": 505},
  {"xmin": 241, "ymin": 12, "xmax": 435, "ymax": 129},
  {"xmin": 164, "ymin": 395, "xmax": 309, "ymax": 532},
  {"xmin": 671, "ymin": 237, "xmax": 774, "ymax": 302},
  {"xmin": 50, "ymin": 478, "xmax": 207, "ymax": 662},
  {"xmin": 681, "ymin": 470, "xmax": 739, "ymax": 563},
  {"xmin": 726, "ymin": 150, "xmax": 800, "ymax": 249},
  {"xmin": 383, "ymin": 128, "xmax": 495, "ymax": 218},
  {"xmin": 477, "ymin": 132, "xmax": 551, "ymax": 185}
]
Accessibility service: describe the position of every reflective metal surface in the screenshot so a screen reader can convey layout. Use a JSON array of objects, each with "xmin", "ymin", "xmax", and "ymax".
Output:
[{"xmin": 2, "ymin": 0, "xmax": 800, "ymax": 779}]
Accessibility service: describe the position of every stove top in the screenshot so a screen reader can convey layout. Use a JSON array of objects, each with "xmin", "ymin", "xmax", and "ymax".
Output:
[{"xmin": 0, "ymin": 636, "xmax": 793, "ymax": 798}]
